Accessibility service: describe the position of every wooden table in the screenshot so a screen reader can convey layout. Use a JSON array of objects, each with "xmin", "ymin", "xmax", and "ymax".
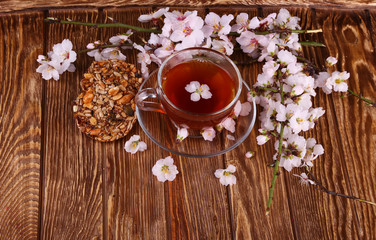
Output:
[{"xmin": 0, "ymin": 1, "xmax": 375, "ymax": 239}]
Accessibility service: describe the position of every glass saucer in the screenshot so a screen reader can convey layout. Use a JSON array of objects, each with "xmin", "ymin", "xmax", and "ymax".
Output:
[{"xmin": 136, "ymin": 71, "xmax": 257, "ymax": 158}]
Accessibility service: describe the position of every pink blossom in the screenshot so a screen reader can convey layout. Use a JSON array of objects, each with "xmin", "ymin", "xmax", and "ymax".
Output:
[{"xmin": 201, "ymin": 127, "xmax": 216, "ymax": 141}]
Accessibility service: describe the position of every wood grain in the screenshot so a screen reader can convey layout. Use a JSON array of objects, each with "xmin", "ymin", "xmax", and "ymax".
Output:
[
  {"xmin": 102, "ymin": 8, "xmax": 170, "ymax": 240},
  {"xmin": 370, "ymin": 10, "xmax": 376, "ymax": 51},
  {"xmin": 314, "ymin": 8, "xmax": 376, "ymax": 238},
  {"xmin": 0, "ymin": 12, "xmax": 43, "ymax": 240},
  {"xmin": 40, "ymin": 9, "xmax": 103, "ymax": 240},
  {"xmin": 102, "ymin": 7, "xmax": 233, "ymax": 239},
  {"xmin": 1, "ymin": 0, "xmax": 376, "ymax": 13},
  {"xmin": 258, "ymin": 7, "xmax": 366, "ymax": 239},
  {"xmin": 0, "ymin": 5, "xmax": 374, "ymax": 240},
  {"xmin": 213, "ymin": 7, "xmax": 296, "ymax": 239}
]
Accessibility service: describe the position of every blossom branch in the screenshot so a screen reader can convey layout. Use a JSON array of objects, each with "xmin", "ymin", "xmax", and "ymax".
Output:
[
  {"xmin": 45, "ymin": 17, "xmax": 160, "ymax": 33},
  {"xmin": 346, "ymin": 89, "xmax": 376, "ymax": 107},
  {"xmin": 299, "ymin": 41, "xmax": 326, "ymax": 47},
  {"xmin": 296, "ymin": 56, "xmax": 375, "ymax": 107},
  {"xmin": 266, "ymin": 124, "xmax": 284, "ymax": 215},
  {"xmin": 78, "ymin": 43, "xmax": 132, "ymax": 54},
  {"xmin": 266, "ymin": 83, "xmax": 285, "ymax": 215},
  {"xmin": 229, "ymin": 28, "xmax": 322, "ymax": 36},
  {"xmin": 306, "ymin": 169, "xmax": 376, "ymax": 207},
  {"xmin": 256, "ymin": 86, "xmax": 279, "ymax": 93}
]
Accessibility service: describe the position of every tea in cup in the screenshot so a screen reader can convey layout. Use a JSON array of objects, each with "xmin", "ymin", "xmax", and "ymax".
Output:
[{"xmin": 135, "ymin": 48, "xmax": 243, "ymax": 130}]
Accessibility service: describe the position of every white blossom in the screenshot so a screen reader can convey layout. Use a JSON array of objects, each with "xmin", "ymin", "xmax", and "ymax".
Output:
[
  {"xmin": 245, "ymin": 151, "xmax": 255, "ymax": 158},
  {"xmin": 152, "ymin": 156, "xmax": 179, "ymax": 182},
  {"xmin": 154, "ymin": 37, "xmax": 175, "ymax": 59},
  {"xmin": 233, "ymin": 100, "xmax": 242, "ymax": 117},
  {"xmin": 248, "ymin": 16, "xmax": 260, "ymax": 29},
  {"xmin": 124, "ymin": 135, "xmax": 147, "ymax": 154},
  {"xmin": 237, "ymin": 31, "xmax": 269, "ymax": 55},
  {"xmin": 259, "ymin": 13, "xmax": 276, "ymax": 30},
  {"xmin": 51, "ymin": 39, "xmax": 77, "ymax": 65},
  {"xmin": 36, "ymin": 39, "xmax": 77, "ymax": 80},
  {"xmin": 176, "ymin": 127, "xmax": 188, "ymax": 142},
  {"xmin": 315, "ymin": 71, "xmax": 332, "ymax": 93},
  {"xmin": 138, "ymin": 7, "xmax": 169, "ymax": 22},
  {"xmin": 211, "ymin": 35, "xmax": 234, "ymax": 56},
  {"xmin": 326, "ymin": 56, "xmax": 338, "ymax": 67},
  {"xmin": 277, "ymin": 50, "xmax": 297, "ymax": 66},
  {"xmin": 231, "ymin": 99, "xmax": 251, "ymax": 118},
  {"xmin": 202, "ymin": 12, "xmax": 234, "ymax": 37},
  {"xmin": 221, "ymin": 117, "xmax": 236, "ymax": 133},
  {"xmin": 133, "ymin": 43, "xmax": 161, "ymax": 78},
  {"xmin": 308, "ymin": 107, "xmax": 325, "ymax": 128},
  {"xmin": 185, "ymin": 81, "xmax": 212, "ymax": 102},
  {"xmin": 36, "ymin": 61, "xmax": 60, "ymax": 80},
  {"xmin": 240, "ymin": 102, "xmax": 252, "ymax": 116},
  {"xmin": 256, "ymin": 129, "xmax": 271, "ymax": 145},
  {"xmin": 275, "ymin": 8, "xmax": 300, "ymax": 30},
  {"xmin": 101, "ymin": 47, "xmax": 127, "ymax": 61},
  {"xmin": 201, "ymin": 127, "xmax": 216, "ymax": 141},
  {"xmin": 302, "ymin": 138, "xmax": 324, "ymax": 167},
  {"xmin": 165, "ymin": 10, "xmax": 205, "ymax": 50},
  {"xmin": 214, "ymin": 164, "xmax": 237, "ymax": 186},
  {"xmin": 109, "ymin": 30, "xmax": 133, "ymax": 46},
  {"xmin": 227, "ymin": 134, "xmax": 235, "ymax": 141},
  {"xmin": 328, "ymin": 71, "xmax": 350, "ymax": 92},
  {"xmin": 293, "ymin": 173, "xmax": 315, "ymax": 186},
  {"xmin": 288, "ymin": 108, "xmax": 310, "ymax": 134},
  {"xmin": 231, "ymin": 13, "xmax": 250, "ymax": 33}
]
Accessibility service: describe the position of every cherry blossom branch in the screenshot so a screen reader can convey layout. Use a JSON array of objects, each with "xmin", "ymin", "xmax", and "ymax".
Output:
[
  {"xmin": 346, "ymin": 89, "xmax": 376, "ymax": 107},
  {"xmin": 257, "ymin": 86, "xmax": 279, "ymax": 93},
  {"xmin": 266, "ymin": 124, "xmax": 284, "ymax": 215},
  {"xmin": 266, "ymin": 83, "xmax": 285, "ymax": 215},
  {"xmin": 299, "ymin": 41, "xmax": 326, "ymax": 47},
  {"xmin": 44, "ymin": 17, "xmax": 160, "ymax": 33},
  {"xmin": 229, "ymin": 29, "xmax": 322, "ymax": 36},
  {"xmin": 306, "ymin": 170, "xmax": 376, "ymax": 207},
  {"xmin": 78, "ymin": 43, "xmax": 132, "ymax": 54},
  {"xmin": 296, "ymin": 56, "xmax": 375, "ymax": 107}
]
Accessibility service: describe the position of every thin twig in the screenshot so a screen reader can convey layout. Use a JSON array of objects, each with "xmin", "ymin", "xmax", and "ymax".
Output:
[
  {"xmin": 347, "ymin": 89, "xmax": 376, "ymax": 107},
  {"xmin": 299, "ymin": 41, "xmax": 326, "ymax": 47},
  {"xmin": 256, "ymin": 86, "xmax": 279, "ymax": 93},
  {"xmin": 78, "ymin": 43, "xmax": 133, "ymax": 54},
  {"xmin": 45, "ymin": 18, "xmax": 160, "ymax": 33},
  {"xmin": 229, "ymin": 28, "xmax": 323, "ymax": 37},
  {"xmin": 266, "ymin": 83, "xmax": 285, "ymax": 215},
  {"xmin": 306, "ymin": 170, "xmax": 376, "ymax": 207}
]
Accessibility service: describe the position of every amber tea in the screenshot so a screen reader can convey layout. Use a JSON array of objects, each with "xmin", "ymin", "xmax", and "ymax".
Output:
[
  {"xmin": 162, "ymin": 60, "xmax": 236, "ymax": 114},
  {"xmin": 135, "ymin": 47, "xmax": 242, "ymax": 130}
]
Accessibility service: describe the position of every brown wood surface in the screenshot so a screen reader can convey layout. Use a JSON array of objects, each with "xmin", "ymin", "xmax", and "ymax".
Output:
[
  {"xmin": 1, "ymin": 0, "xmax": 376, "ymax": 13},
  {"xmin": 0, "ymin": 12, "xmax": 43, "ymax": 240},
  {"xmin": 0, "ymin": 5, "xmax": 375, "ymax": 240},
  {"xmin": 41, "ymin": 9, "xmax": 103, "ymax": 240}
]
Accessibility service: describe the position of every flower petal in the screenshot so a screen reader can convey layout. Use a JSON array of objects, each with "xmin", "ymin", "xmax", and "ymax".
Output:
[{"xmin": 190, "ymin": 92, "xmax": 201, "ymax": 102}]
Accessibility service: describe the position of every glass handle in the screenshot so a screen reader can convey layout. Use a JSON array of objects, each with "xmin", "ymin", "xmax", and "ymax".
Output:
[{"xmin": 135, "ymin": 88, "xmax": 165, "ymax": 113}]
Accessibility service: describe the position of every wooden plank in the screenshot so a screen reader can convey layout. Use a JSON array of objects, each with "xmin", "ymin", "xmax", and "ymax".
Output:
[
  {"xmin": 370, "ymin": 10, "xmax": 376, "ymax": 50},
  {"xmin": 313, "ymin": 8, "xmax": 376, "ymax": 238},
  {"xmin": 40, "ymin": 9, "xmax": 104, "ymax": 239},
  {"xmin": 1, "ymin": 1, "xmax": 376, "ymax": 13},
  {"xmin": 262, "ymin": 7, "xmax": 360, "ymax": 239},
  {"xmin": 209, "ymin": 7, "xmax": 296, "ymax": 239},
  {"xmin": 102, "ymin": 7, "xmax": 233, "ymax": 239},
  {"xmin": 102, "ymin": 7, "xmax": 170, "ymax": 240},
  {"xmin": 0, "ymin": 12, "xmax": 43, "ymax": 240},
  {"xmin": 163, "ymin": 7, "xmax": 232, "ymax": 239},
  {"xmin": 258, "ymin": 7, "xmax": 375, "ymax": 239}
]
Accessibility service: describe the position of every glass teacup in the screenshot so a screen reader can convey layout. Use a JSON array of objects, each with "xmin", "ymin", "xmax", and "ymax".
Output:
[{"xmin": 135, "ymin": 47, "xmax": 243, "ymax": 130}]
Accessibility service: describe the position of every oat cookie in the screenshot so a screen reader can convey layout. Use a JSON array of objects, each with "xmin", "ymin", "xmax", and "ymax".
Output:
[{"xmin": 73, "ymin": 59, "xmax": 143, "ymax": 142}]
